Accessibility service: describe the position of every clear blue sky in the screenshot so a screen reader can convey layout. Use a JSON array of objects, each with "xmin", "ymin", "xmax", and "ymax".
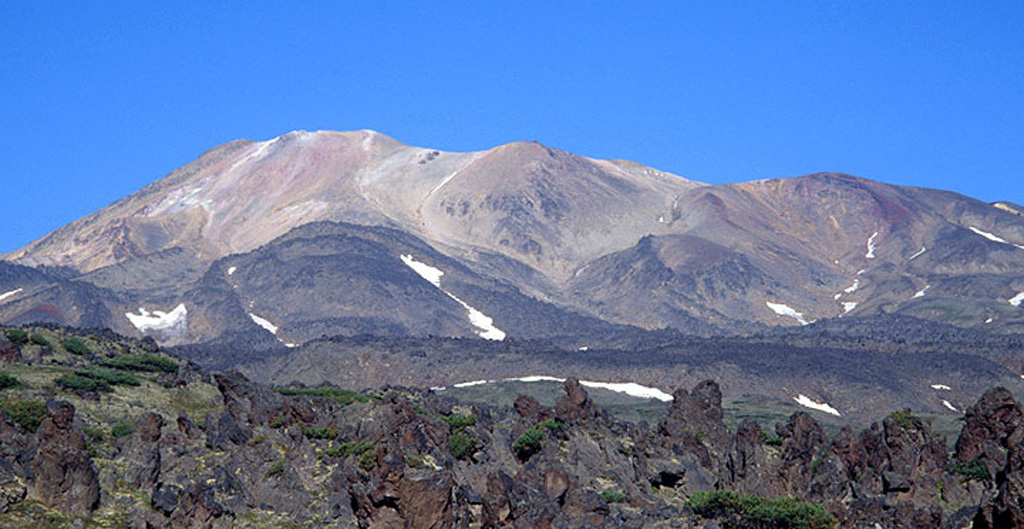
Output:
[{"xmin": 2, "ymin": 2, "xmax": 1022, "ymax": 253}]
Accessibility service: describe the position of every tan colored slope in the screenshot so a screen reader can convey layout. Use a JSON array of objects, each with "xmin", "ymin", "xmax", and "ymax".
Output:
[{"xmin": 4, "ymin": 130, "xmax": 702, "ymax": 280}]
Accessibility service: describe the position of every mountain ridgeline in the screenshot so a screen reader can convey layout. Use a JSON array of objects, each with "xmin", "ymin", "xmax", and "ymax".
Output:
[{"xmin": 1, "ymin": 130, "xmax": 1023, "ymax": 421}]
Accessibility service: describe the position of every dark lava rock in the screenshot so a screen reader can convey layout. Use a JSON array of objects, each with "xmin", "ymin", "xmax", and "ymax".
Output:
[{"xmin": 555, "ymin": 378, "xmax": 597, "ymax": 423}]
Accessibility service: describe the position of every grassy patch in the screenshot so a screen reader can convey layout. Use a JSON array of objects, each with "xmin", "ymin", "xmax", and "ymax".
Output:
[
  {"xmin": 0, "ymin": 372, "xmax": 23, "ymax": 390},
  {"xmin": 4, "ymin": 328, "xmax": 28, "ymax": 344},
  {"xmin": 302, "ymin": 425, "xmax": 338, "ymax": 440},
  {"xmin": 325, "ymin": 441, "xmax": 374, "ymax": 458},
  {"xmin": 111, "ymin": 420, "xmax": 134, "ymax": 438},
  {"xmin": 687, "ymin": 490, "xmax": 837, "ymax": 529},
  {"xmin": 599, "ymin": 490, "xmax": 627, "ymax": 504}
]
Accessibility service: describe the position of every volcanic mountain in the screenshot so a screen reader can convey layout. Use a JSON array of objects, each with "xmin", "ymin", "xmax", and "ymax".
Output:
[{"xmin": 3, "ymin": 129, "xmax": 1023, "ymax": 346}]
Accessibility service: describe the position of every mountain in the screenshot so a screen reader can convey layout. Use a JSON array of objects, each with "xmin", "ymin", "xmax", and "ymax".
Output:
[{"xmin": 2, "ymin": 130, "xmax": 1024, "ymax": 419}]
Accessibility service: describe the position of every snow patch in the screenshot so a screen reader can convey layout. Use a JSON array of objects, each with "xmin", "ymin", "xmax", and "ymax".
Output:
[
  {"xmin": 400, "ymin": 254, "xmax": 443, "ymax": 287},
  {"xmin": 865, "ymin": 232, "xmax": 879, "ymax": 259},
  {"xmin": 842, "ymin": 302, "xmax": 858, "ymax": 313},
  {"xmin": 442, "ymin": 376, "xmax": 672, "ymax": 401},
  {"xmin": 248, "ymin": 313, "xmax": 279, "ymax": 335},
  {"xmin": 0, "ymin": 288, "xmax": 23, "ymax": 303},
  {"xmin": 452, "ymin": 380, "xmax": 489, "ymax": 388},
  {"xmin": 658, "ymin": 216, "xmax": 665, "ymax": 223},
  {"xmin": 579, "ymin": 381, "xmax": 673, "ymax": 402},
  {"xmin": 970, "ymin": 226, "xmax": 1010, "ymax": 244},
  {"xmin": 227, "ymin": 266, "xmax": 237, "ymax": 276},
  {"xmin": 794, "ymin": 394, "xmax": 841, "ymax": 416},
  {"xmin": 427, "ymin": 170, "xmax": 460, "ymax": 198},
  {"xmin": 910, "ymin": 246, "xmax": 927, "ymax": 260},
  {"xmin": 844, "ymin": 279, "xmax": 860, "ymax": 294},
  {"xmin": 986, "ymin": 317, "xmax": 994, "ymax": 324},
  {"xmin": 931, "ymin": 384, "xmax": 951, "ymax": 391},
  {"xmin": 766, "ymin": 301, "xmax": 812, "ymax": 326},
  {"xmin": 943, "ymin": 400, "xmax": 959, "ymax": 412},
  {"xmin": 400, "ymin": 254, "xmax": 505, "ymax": 340},
  {"xmin": 578, "ymin": 346, "xmax": 589, "ymax": 351},
  {"xmin": 125, "ymin": 304, "xmax": 188, "ymax": 334},
  {"xmin": 1009, "ymin": 292, "xmax": 1024, "ymax": 307},
  {"xmin": 913, "ymin": 286, "xmax": 930, "ymax": 299}
]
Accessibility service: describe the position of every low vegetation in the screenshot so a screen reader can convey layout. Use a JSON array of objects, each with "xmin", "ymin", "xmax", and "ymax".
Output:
[
  {"xmin": 61, "ymin": 337, "xmax": 91, "ymax": 355},
  {"xmin": 687, "ymin": 490, "xmax": 837, "ymax": 529},
  {"xmin": 449, "ymin": 432, "xmax": 477, "ymax": 459},
  {"xmin": 0, "ymin": 399, "xmax": 47, "ymax": 433},
  {"xmin": 4, "ymin": 328, "xmax": 28, "ymax": 344},
  {"xmin": 949, "ymin": 460, "xmax": 990, "ymax": 482},
  {"xmin": 274, "ymin": 385, "xmax": 375, "ymax": 406},
  {"xmin": 100, "ymin": 354, "xmax": 178, "ymax": 374},
  {"xmin": 0, "ymin": 372, "xmax": 23, "ymax": 390}
]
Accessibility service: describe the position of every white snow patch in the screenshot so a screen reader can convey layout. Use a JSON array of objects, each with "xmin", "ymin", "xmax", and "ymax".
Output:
[
  {"xmin": 579, "ymin": 381, "xmax": 673, "ymax": 402},
  {"xmin": 125, "ymin": 304, "xmax": 188, "ymax": 333},
  {"xmin": 442, "ymin": 376, "xmax": 672, "ymax": 401},
  {"xmin": 400, "ymin": 254, "xmax": 443, "ymax": 287},
  {"xmin": 766, "ymin": 301, "xmax": 812, "ymax": 326},
  {"xmin": 427, "ymin": 170, "xmax": 461, "ymax": 197},
  {"xmin": 284, "ymin": 343, "xmax": 299, "ymax": 348},
  {"xmin": 227, "ymin": 266, "xmax": 237, "ymax": 276},
  {"xmin": 658, "ymin": 216, "xmax": 665, "ymax": 223},
  {"xmin": 865, "ymin": 232, "xmax": 879, "ymax": 259},
  {"xmin": 0, "ymin": 288, "xmax": 23, "ymax": 303},
  {"xmin": 502, "ymin": 375, "xmax": 564, "ymax": 383},
  {"xmin": 400, "ymin": 254, "xmax": 505, "ymax": 340},
  {"xmin": 931, "ymin": 384, "xmax": 952, "ymax": 391},
  {"xmin": 857, "ymin": 269, "xmax": 866, "ymax": 276},
  {"xmin": 578, "ymin": 346, "xmax": 589, "ymax": 351},
  {"xmin": 429, "ymin": 386, "xmax": 446, "ymax": 392},
  {"xmin": 248, "ymin": 313, "xmax": 279, "ymax": 335},
  {"xmin": 1009, "ymin": 292, "xmax": 1024, "ymax": 307},
  {"xmin": 943, "ymin": 400, "xmax": 959, "ymax": 412},
  {"xmin": 842, "ymin": 302, "xmax": 858, "ymax": 313},
  {"xmin": 833, "ymin": 293, "xmax": 842, "ymax": 300},
  {"xmin": 986, "ymin": 317, "xmax": 994, "ymax": 324},
  {"xmin": 913, "ymin": 286, "xmax": 930, "ymax": 299},
  {"xmin": 910, "ymin": 246, "xmax": 927, "ymax": 260},
  {"xmin": 970, "ymin": 226, "xmax": 1010, "ymax": 244},
  {"xmin": 794, "ymin": 394, "xmax": 841, "ymax": 416},
  {"xmin": 844, "ymin": 279, "xmax": 861, "ymax": 294},
  {"xmin": 452, "ymin": 380, "xmax": 489, "ymax": 388}
]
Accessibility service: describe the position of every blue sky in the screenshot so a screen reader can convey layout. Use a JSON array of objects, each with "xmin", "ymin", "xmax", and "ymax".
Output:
[{"xmin": 1, "ymin": 2, "xmax": 1022, "ymax": 254}]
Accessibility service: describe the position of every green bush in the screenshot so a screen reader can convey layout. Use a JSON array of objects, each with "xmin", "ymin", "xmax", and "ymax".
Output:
[
  {"xmin": 512, "ymin": 426, "xmax": 544, "ymax": 459},
  {"xmin": 111, "ymin": 421, "xmax": 134, "ymax": 438},
  {"xmin": 538, "ymin": 418, "xmax": 564, "ymax": 432},
  {"xmin": 268, "ymin": 415, "xmax": 285, "ymax": 428},
  {"xmin": 61, "ymin": 337, "xmax": 91, "ymax": 355},
  {"xmin": 5, "ymin": 329, "xmax": 28, "ymax": 344},
  {"xmin": 274, "ymin": 386, "xmax": 376, "ymax": 407},
  {"xmin": 358, "ymin": 449, "xmax": 376, "ymax": 470},
  {"xmin": 949, "ymin": 460, "xmax": 991, "ymax": 482},
  {"xmin": 100, "ymin": 354, "xmax": 178, "ymax": 374},
  {"xmin": 29, "ymin": 333, "xmax": 51, "ymax": 347},
  {"xmin": 442, "ymin": 413, "xmax": 477, "ymax": 432},
  {"xmin": 449, "ymin": 432, "xmax": 477, "ymax": 459},
  {"xmin": 762, "ymin": 432, "xmax": 784, "ymax": 446},
  {"xmin": 687, "ymin": 490, "xmax": 837, "ymax": 529},
  {"xmin": 55, "ymin": 374, "xmax": 112, "ymax": 393},
  {"xmin": 0, "ymin": 372, "xmax": 22, "ymax": 390},
  {"xmin": 1, "ymin": 399, "xmax": 47, "ymax": 433},
  {"xmin": 302, "ymin": 425, "xmax": 338, "ymax": 440},
  {"xmin": 599, "ymin": 490, "xmax": 627, "ymax": 503},
  {"xmin": 887, "ymin": 409, "xmax": 918, "ymax": 431},
  {"xmin": 325, "ymin": 441, "xmax": 375, "ymax": 458},
  {"xmin": 266, "ymin": 455, "xmax": 285, "ymax": 478},
  {"xmin": 74, "ymin": 367, "xmax": 140, "ymax": 387}
]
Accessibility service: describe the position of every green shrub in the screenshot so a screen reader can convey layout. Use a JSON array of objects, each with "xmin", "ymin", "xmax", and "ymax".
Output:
[
  {"xmin": 5, "ymin": 329, "xmax": 28, "ymax": 344},
  {"xmin": 512, "ymin": 426, "xmax": 544, "ymax": 459},
  {"xmin": 0, "ymin": 372, "xmax": 22, "ymax": 390},
  {"xmin": 1, "ymin": 399, "xmax": 46, "ymax": 433},
  {"xmin": 100, "ymin": 354, "xmax": 178, "ymax": 374},
  {"xmin": 442, "ymin": 413, "xmax": 477, "ymax": 432},
  {"xmin": 358, "ymin": 449, "xmax": 376, "ymax": 470},
  {"xmin": 83, "ymin": 427, "xmax": 104, "ymax": 444},
  {"xmin": 599, "ymin": 490, "xmax": 627, "ymax": 504},
  {"xmin": 538, "ymin": 418, "xmax": 564, "ymax": 432},
  {"xmin": 274, "ymin": 386, "xmax": 376, "ymax": 407},
  {"xmin": 61, "ymin": 337, "xmax": 91, "ymax": 355},
  {"xmin": 302, "ymin": 425, "xmax": 338, "ymax": 440},
  {"xmin": 268, "ymin": 415, "xmax": 285, "ymax": 428},
  {"xmin": 449, "ymin": 432, "xmax": 477, "ymax": 459},
  {"xmin": 762, "ymin": 433, "xmax": 784, "ymax": 446},
  {"xmin": 266, "ymin": 455, "xmax": 285, "ymax": 478},
  {"xmin": 55, "ymin": 374, "xmax": 112, "ymax": 393},
  {"xmin": 687, "ymin": 490, "xmax": 837, "ymax": 529},
  {"xmin": 887, "ymin": 409, "xmax": 918, "ymax": 431},
  {"xmin": 29, "ymin": 333, "xmax": 51, "ymax": 347},
  {"xmin": 949, "ymin": 460, "xmax": 990, "ymax": 482},
  {"xmin": 248, "ymin": 434, "xmax": 266, "ymax": 447},
  {"xmin": 74, "ymin": 367, "xmax": 140, "ymax": 387},
  {"xmin": 325, "ymin": 441, "xmax": 375, "ymax": 458},
  {"xmin": 111, "ymin": 421, "xmax": 134, "ymax": 438}
]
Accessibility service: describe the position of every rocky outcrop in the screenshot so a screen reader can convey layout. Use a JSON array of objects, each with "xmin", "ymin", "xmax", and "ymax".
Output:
[
  {"xmin": 29, "ymin": 401, "xmax": 99, "ymax": 515},
  {"xmin": 554, "ymin": 378, "xmax": 597, "ymax": 423},
  {"xmin": 955, "ymin": 387, "xmax": 1022, "ymax": 477}
]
